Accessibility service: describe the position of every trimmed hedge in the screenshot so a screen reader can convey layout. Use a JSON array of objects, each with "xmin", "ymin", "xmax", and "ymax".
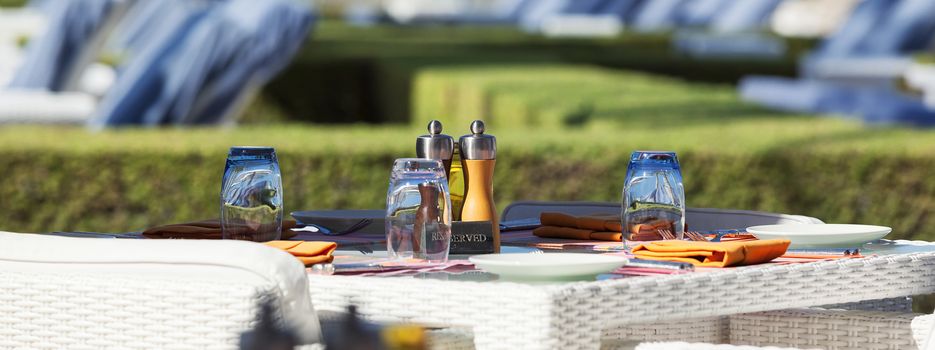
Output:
[
  {"xmin": 3, "ymin": 121, "xmax": 935, "ymax": 243},
  {"xmin": 413, "ymin": 64, "xmax": 750, "ymax": 129},
  {"xmin": 3, "ymin": 65, "xmax": 934, "ymax": 241},
  {"xmin": 256, "ymin": 21, "xmax": 808, "ymax": 124}
]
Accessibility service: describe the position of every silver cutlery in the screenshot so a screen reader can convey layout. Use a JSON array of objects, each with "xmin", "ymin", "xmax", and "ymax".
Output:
[
  {"xmin": 624, "ymin": 258, "xmax": 695, "ymax": 271},
  {"xmin": 354, "ymin": 244, "xmax": 375, "ymax": 255},
  {"xmin": 685, "ymin": 231, "xmax": 708, "ymax": 242},
  {"xmin": 499, "ymin": 217, "xmax": 541, "ymax": 231},
  {"xmin": 658, "ymin": 229, "xmax": 676, "ymax": 240},
  {"xmin": 302, "ymin": 218, "xmax": 372, "ymax": 236},
  {"xmin": 48, "ymin": 231, "xmax": 143, "ymax": 239},
  {"xmin": 657, "ymin": 229, "xmax": 709, "ymax": 242},
  {"xmin": 786, "ymin": 248, "xmax": 860, "ymax": 256}
]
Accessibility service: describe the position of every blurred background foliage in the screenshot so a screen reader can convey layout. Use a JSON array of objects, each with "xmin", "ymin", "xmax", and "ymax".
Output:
[
  {"xmin": 0, "ymin": 0, "xmax": 26, "ymax": 7},
  {"xmin": 246, "ymin": 20, "xmax": 811, "ymax": 124}
]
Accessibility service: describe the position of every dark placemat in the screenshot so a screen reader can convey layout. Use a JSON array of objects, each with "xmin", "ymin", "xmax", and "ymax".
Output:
[{"xmin": 288, "ymin": 230, "xmax": 385, "ymax": 247}]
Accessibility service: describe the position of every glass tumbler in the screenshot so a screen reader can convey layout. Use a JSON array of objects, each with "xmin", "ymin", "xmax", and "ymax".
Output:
[
  {"xmin": 385, "ymin": 158, "xmax": 453, "ymax": 262},
  {"xmin": 221, "ymin": 146, "xmax": 283, "ymax": 241},
  {"xmin": 621, "ymin": 151, "xmax": 686, "ymax": 242}
]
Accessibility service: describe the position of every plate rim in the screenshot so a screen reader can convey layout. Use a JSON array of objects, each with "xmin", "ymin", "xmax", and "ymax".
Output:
[
  {"xmin": 746, "ymin": 223, "xmax": 892, "ymax": 237},
  {"xmin": 468, "ymin": 252, "xmax": 628, "ymax": 267}
]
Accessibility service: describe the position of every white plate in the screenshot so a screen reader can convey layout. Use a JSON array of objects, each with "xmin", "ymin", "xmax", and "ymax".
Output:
[
  {"xmin": 746, "ymin": 224, "xmax": 892, "ymax": 248},
  {"xmin": 469, "ymin": 253, "xmax": 627, "ymax": 280}
]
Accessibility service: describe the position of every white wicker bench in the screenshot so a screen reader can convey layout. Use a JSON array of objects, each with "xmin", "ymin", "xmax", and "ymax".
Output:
[{"xmin": 0, "ymin": 231, "xmax": 322, "ymax": 349}]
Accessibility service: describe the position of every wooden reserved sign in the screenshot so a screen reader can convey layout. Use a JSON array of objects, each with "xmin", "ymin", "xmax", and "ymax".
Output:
[{"xmin": 449, "ymin": 221, "xmax": 495, "ymax": 254}]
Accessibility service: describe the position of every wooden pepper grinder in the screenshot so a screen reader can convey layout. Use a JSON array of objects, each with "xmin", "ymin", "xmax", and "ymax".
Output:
[{"xmin": 459, "ymin": 120, "xmax": 499, "ymax": 252}]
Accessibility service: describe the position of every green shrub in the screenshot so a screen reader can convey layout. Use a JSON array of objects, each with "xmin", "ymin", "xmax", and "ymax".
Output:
[
  {"xmin": 259, "ymin": 21, "xmax": 803, "ymax": 124},
  {"xmin": 414, "ymin": 64, "xmax": 765, "ymax": 130},
  {"xmin": 3, "ymin": 116, "xmax": 935, "ymax": 243}
]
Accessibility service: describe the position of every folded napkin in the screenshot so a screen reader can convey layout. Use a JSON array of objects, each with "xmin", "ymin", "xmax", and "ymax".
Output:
[
  {"xmin": 264, "ymin": 241, "xmax": 337, "ymax": 266},
  {"xmin": 631, "ymin": 239, "xmax": 791, "ymax": 267},
  {"xmin": 532, "ymin": 212, "xmax": 623, "ymax": 241},
  {"xmin": 143, "ymin": 219, "xmax": 298, "ymax": 240}
]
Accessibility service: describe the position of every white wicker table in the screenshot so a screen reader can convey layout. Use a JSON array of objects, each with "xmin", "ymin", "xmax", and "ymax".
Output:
[{"xmin": 307, "ymin": 240, "xmax": 935, "ymax": 350}]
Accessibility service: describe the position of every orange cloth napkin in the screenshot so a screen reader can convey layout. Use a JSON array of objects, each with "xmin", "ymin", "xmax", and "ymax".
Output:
[
  {"xmin": 264, "ymin": 241, "xmax": 337, "ymax": 266},
  {"xmin": 532, "ymin": 212, "xmax": 623, "ymax": 241},
  {"xmin": 143, "ymin": 219, "xmax": 298, "ymax": 240},
  {"xmin": 631, "ymin": 239, "xmax": 791, "ymax": 267}
]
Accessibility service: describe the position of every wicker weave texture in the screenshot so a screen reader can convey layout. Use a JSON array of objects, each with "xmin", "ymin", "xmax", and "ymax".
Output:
[
  {"xmin": 729, "ymin": 308, "xmax": 921, "ymax": 349},
  {"xmin": 635, "ymin": 341, "xmax": 811, "ymax": 350},
  {"xmin": 602, "ymin": 317, "xmax": 728, "ymax": 344},
  {"xmin": 597, "ymin": 298, "xmax": 906, "ymax": 346},
  {"xmin": 426, "ymin": 328, "xmax": 475, "ymax": 350},
  {"xmin": 0, "ymin": 272, "xmax": 271, "ymax": 349},
  {"xmin": 575, "ymin": 253, "xmax": 935, "ymax": 327},
  {"xmin": 308, "ymin": 276, "xmax": 572, "ymax": 349},
  {"xmin": 821, "ymin": 297, "xmax": 913, "ymax": 313},
  {"xmin": 372, "ymin": 306, "xmax": 922, "ymax": 350},
  {"xmin": 309, "ymin": 251, "xmax": 935, "ymax": 350}
]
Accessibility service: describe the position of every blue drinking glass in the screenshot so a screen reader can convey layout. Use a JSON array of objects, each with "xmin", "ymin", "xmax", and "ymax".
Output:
[
  {"xmin": 221, "ymin": 146, "xmax": 283, "ymax": 241},
  {"xmin": 621, "ymin": 151, "xmax": 685, "ymax": 242}
]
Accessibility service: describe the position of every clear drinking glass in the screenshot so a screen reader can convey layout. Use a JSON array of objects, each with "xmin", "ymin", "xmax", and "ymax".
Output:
[
  {"xmin": 385, "ymin": 158, "xmax": 453, "ymax": 262},
  {"xmin": 221, "ymin": 146, "xmax": 283, "ymax": 242},
  {"xmin": 621, "ymin": 151, "xmax": 686, "ymax": 242}
]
